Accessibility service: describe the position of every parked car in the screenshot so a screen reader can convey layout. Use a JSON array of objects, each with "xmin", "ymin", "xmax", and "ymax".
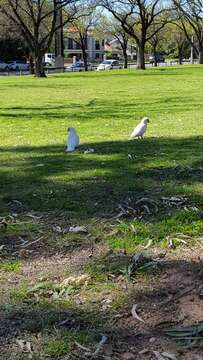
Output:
[
  {"xmin": 0, "ymin": 60, "xmax": 9, "ymax": 71},
  {"xmin": 97, "ymin": 59, "xmax": 122, "ymax": 71},
  {"xmin": 149, "ymin": 53, "xmax": 165, "ymax": 64},
  {"xmin": 8, "ymin": 60, "xmax": 29, "ymax": 71},
  {"xmin": 65, "ymin": 61, "xmax": 92, "ymax": 72}
]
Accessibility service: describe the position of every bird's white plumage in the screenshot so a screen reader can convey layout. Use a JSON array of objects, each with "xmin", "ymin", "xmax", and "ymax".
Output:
[
  {"xmin": 130, "ymin": 117, "xmax": 149, "ymax": 139},
  {"xmin": 66, "ymin": 127, "xmax": 79, "ymax": 152}
]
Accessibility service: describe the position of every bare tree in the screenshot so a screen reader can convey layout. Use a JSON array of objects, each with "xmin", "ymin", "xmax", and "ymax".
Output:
[
  {"xmin": 98, "ymin": 0, "xmax": 170, "ymax": 69},
  {"xmin": 98, "ymin": 16, "xmax": 131, "ymax": 68},
  {"xmin": 0, "ymin": 0, "xmax": 80, "ymax": 77},
  {"xmin": 172, "ymin": 0, "xmax": 203, "ymax": 63},
  {"xmin": 113, "ymin": 28, "xmax": 130, "ymax": 68},
  {"xmin": 168, "ymin": 23, "xmax": 189, "ymax": 65},
  {"xmin": 69, "ymin": 8, "xmax": 99, "ymax": 71},
  {"xmin": 148, "ymin": 24, "xmax": 166, "ymax": 66}
]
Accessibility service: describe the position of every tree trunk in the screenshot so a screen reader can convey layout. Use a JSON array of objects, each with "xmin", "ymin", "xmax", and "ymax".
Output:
[
  {"xmin": 178, "ymin": 46, "xmax": 183, "ymax": 65},
  {"xmin": 199, "ymin": 47, "xmax": 203, "ymax": 64},
  {"xmin": 123, "ymin": 48, "xmax": 128, "ymax": 68},
  {"xmin": 83, "ymin": 50, "xmax": 88, "ymax": 71},
  {"xmin": 137, "ymin": 44, "xmax": 145, "ymax": 70},
  {"xmin": 29, "ymin": 55, "xmax": 34, "ymax": 74},
  {"xmin": 34, "ymin": 51, "xmax": 46, "ymax": 77},
  {"xmin": 153, "ymin": 45, "xmax": 158, "ymax": 67}
]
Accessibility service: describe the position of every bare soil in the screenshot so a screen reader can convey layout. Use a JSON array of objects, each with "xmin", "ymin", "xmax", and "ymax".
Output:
[{"xmin": 0, "ymin": 238, "xmax": 203, "ymax": 360}]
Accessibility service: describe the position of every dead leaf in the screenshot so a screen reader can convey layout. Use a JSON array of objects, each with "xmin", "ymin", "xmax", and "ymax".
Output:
[
  {"xmin": 12, "ymin": 200, "xmax": 23, "ymax": 206},
  {"xmin": 61, "ymin": 274, "xmax": 90, "ymax": 287},
  {"xmin": 0, "ymin": 220, "xmax": 7, "ymax": 230},
  {"xmin": 69, "ymin": 225, "xmax": 88, "ymax": 234},
  {"xmin": 144, "ymin": 239, "xmax": 153, "ymax": 249},
  {"xmin": 53, "ymin": 226, "xmax": 63, "ymax": 233},
  {"xmin": 121, "ymin": 352, "xmax": 135, "ymax": 360},
  {"xmin": 131, "ymin": 304, "xmax": 144, "ymax": 322},
  {"xmin": 161, "ymin": 352, "xmax": 177, "ymax": 360},
  {"xmin": 16, "ymin": 339, "xmax": 32, "ymax": 354},
  {"xmin": 153, "ymin": 351, "xmax": 166, "ymax": 360},
  {"xmin": 74, "ymin": 341, "xmax": 91, "ymax": 352},
  {"xmin": 139, "ymin": 349, "xmax": 149, "ymax": 355}
]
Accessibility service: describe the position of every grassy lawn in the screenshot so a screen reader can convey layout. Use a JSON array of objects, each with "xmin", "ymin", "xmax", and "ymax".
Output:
[
  {"xmin": 1, "ymin": 66, "xmax": 203, "ymax": 244},
  {"xmin": 0, "ymin": 66, "xmax": 203, "ymax": 358}
]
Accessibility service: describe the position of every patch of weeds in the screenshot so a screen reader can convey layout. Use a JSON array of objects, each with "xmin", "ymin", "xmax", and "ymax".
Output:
[
  {"xmin": 0, "ymin": 303, "xmax": 16, "ymax": 315},
  {"xmin": 27, "ymin": 280, "xmax": 85, "ymax": 302},
  {"xmin": 45, "ymin": 329, "xmax": 95, "ymax": 357},
  {"xmin": 87, "ymin": 253, "xmax": 130, "ymax": 278},
  {"xmin": 85, "ymin": 263, "xmax": 108, "ymax": 281},
  {"xmin": 0, "ymin": 259, "xmax": 20, "ymax": 272},
  {"xmin": 10, "ymin": 284, "xmax": 29, "ymax": 302},
  {"xmin": 108, "ymin": 210, "xmax": 203, "ymax": 251},
  {"xmin": 80, "ymin": 282, "xmax": 117, "ymax": 303},
  {"xmin": 64, "ymin": 328, "xmax": 95, "ymax": 345},
  {"xmin": 4, "ymin": 220, "xmax": 40, "ymax": 236},
  {"xmin": 46, "ymin": 338, "xmax": 70, "ymax": 357}
]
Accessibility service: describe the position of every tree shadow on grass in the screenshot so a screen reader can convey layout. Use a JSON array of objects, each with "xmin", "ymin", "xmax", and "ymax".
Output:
[
  {"xmin": 0, "ymin": 95, "xmax": 201, "ymax": 121},
  {"xmin": 0, "ymin": 136, "xmax": 203, "ymax": 258}
]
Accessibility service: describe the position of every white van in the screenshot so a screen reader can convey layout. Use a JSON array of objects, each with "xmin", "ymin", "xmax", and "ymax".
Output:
[{"xmin": 44, "ymin": 53, "xmax": 55, "ymax": 66}]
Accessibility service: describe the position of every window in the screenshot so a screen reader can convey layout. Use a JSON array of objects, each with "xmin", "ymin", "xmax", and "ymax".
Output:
[
  {"xmin": 95, "ymin": 40, "xmax": 100, "ymax": 50},
  {"xmin": 95, "ymin": 53, "xmax": 100, "ymax": 59}
]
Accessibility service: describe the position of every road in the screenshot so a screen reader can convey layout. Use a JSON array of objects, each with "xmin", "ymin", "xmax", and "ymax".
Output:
[{"xmin": 0, "ymin": 61, "xmax": 197, "ymax": 76}]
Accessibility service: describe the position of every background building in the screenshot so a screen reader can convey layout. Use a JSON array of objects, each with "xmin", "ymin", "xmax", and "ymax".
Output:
[{"xmin": 64, "ymin": 31, "xmax": 105, "ymax": 62}]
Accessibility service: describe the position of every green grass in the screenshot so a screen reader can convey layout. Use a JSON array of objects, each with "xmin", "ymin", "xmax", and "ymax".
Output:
[
  {"xmin": 1, "ymin": 62, "xmax": 203, "ymax": 360},
  {"xmin": 0, "ymin": 260, "xmax": 20, "ymax": 273},
  {"xmin": 0, "ymin": 66, "xmax": 203, "ymax": 251},
  {"xmin": 46, "ymin": 329, "xmax": 94, "ymax": 357}
]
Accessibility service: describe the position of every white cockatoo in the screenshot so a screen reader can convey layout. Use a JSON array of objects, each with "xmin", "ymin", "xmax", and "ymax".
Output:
[
  {"xmin": 130, "ymin": 117, "xmax": 150, "ymax": 139},
  {"xmin": 66, "ymin": 127, "xmax": 79, "ymax": 152}
]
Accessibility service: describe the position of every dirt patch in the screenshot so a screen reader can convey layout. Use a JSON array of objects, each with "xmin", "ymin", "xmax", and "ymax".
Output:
[{"xmin": 0, "ymin": 242, "xmax": 203, "ymax": 359}]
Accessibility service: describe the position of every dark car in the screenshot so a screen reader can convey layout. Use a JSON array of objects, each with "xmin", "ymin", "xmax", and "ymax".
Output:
[
  {"xmin": 65, "ymin": 61, "xmax": 92, "ymax": 72},
  {"xmin": 149, "ymin": 53, "xmax": 165, "ymax": 63},
  {"xmin": 8, "ymin": 60, "xmax": 29, "ymax": 71}
]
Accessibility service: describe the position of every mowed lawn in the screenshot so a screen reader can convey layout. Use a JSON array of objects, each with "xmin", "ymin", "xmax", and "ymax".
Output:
[{"xmin": 0, "ymin": 66, "xmax": 203, "ymax": 250}]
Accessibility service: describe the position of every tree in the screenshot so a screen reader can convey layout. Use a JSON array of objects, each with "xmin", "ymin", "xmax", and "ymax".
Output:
[
  {"xmin": 0, "ymin": 11, "xmax": 29, "ymax": 61},
  {"xmin": 166, "ymin": 23, "xmax": 189, "ymax": 64},
  {"xmin": 68, "ymin": 7, "xmax": 99, "ymax": 71},
  {"xmin": 0, "ymin": 0, "xmax": 80, "ymax": 77},
  {"xmin": 172, "ymin": 0, "xmax": 203, "ymax": 64},
  {"xmin": 147, "ymin": 24, "xmax": 166, "ymax": 66},
  {"xmin": 99, "ymin": 0, "xmax": 170, "ymax": 69},
  {"xmin": 98, "ymin": 16, "xmax": 131, "ymax": 68}
]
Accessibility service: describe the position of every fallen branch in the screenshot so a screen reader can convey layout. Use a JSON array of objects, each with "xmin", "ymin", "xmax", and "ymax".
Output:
[{"xmin": 21, "ymin": 236, "xmax": 43, "ymax": 248}]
